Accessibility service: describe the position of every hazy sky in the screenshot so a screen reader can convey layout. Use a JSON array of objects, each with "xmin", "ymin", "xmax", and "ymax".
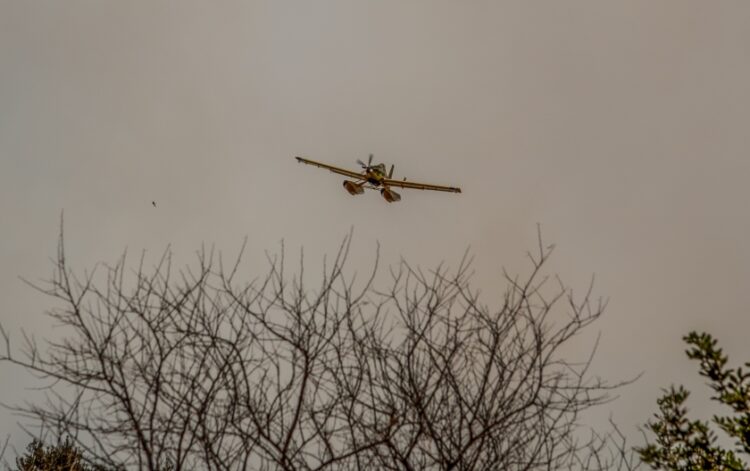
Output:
[{"xmin": 2, "ymin": 0, "xmax": 750, "ymax": 455}]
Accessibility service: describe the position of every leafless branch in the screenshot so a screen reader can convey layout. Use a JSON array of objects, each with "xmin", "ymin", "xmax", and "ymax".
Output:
[{"xmin": 0, "ymin": 228, "xmax": 637, "ymax": 470}]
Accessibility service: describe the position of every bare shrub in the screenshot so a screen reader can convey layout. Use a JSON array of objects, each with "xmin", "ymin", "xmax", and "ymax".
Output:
[{"xmin": 1, "ymin": 228, "xmax": 635, "ymax": 470}]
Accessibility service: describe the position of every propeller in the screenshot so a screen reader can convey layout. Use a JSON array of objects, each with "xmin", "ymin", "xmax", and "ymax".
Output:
[
  {"xmin": 388, "ymin": 164, "xmax": 394, "ymax": 179},
  {"xmin": 357, "ymin": 154, "xmax": 374, "ymax": 171}
]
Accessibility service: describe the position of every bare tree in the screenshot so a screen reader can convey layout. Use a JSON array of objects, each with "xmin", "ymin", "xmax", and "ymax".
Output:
[{"xmin": 1, "ymin": 227, "xmax": 636, "ymax": 470}]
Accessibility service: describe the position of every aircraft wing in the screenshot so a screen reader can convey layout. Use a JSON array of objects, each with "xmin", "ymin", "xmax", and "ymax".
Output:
[
  {"xmin": 295, "ymin": 157, "xmax": 363, "ymax": 179},
  {"xmin": 382, "ymin": 178, "xmax": 462, "ymax": 193}
]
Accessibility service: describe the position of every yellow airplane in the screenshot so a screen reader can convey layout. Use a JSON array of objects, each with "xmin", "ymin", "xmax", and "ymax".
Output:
[{"xmin": 295, "ymin": 154, "xmax": 462, "ymax": 202}]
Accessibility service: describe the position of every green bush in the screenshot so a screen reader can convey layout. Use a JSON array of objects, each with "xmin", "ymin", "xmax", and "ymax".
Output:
[
  {"xmin": 15, "ymin": 439, "xmax": 108, "ymax": 471},
  {"xmin": 638, "ymin": 332, "xmax": 750, "ymax": 470}
]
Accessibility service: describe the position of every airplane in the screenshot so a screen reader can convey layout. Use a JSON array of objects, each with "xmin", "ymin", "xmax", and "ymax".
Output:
[{"xmin": 295, "ymin": 154, "xmax": 461, "ymax": 202}]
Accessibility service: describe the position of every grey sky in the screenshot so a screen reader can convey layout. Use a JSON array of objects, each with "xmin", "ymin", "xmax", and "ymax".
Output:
[{"xmin": 2, "ymin": 0, "xmax": 750, "ymax": 455}]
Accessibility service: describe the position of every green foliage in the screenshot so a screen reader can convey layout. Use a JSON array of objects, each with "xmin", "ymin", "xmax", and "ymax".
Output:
[
  {"xmin": 637, "ymin": 332, "xmax": 750, "ymax": 470},
  {"xmin": 15, "ymin": 439, "xmax": 108, "ymax": 471}
]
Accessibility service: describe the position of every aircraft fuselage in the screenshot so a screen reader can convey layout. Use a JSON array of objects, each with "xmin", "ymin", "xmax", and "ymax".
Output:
[{"xmin": 365, "ymin": 164, "xmax": 388, "ymax": 186}]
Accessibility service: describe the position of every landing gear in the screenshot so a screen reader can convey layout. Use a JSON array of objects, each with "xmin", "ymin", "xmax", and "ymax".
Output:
[
  {"xmin": 380, "ymin": 188, "xmax": 401, "ymax": 203},
  {"xmin": 343, "ymin": 180, "xmax": 365, "ymax": 195}
]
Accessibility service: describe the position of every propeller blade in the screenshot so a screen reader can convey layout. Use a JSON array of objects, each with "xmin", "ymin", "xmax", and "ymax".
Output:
[
  {"xmin": 357, "ymin": 159, "xmax": 367, "ymax": 168},
  {"xmin": 368, "ymin": 154, "xmax": 373, "ymax": 166},
  {"xmin": 388, "ymin": 164, "xmax": 394, "ymax": 178}
]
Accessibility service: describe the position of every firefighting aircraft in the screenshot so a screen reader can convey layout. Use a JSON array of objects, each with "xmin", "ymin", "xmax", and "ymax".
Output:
[{"xmin": 295, "ymin": 154, "xmax": 461, "ymax": 202}]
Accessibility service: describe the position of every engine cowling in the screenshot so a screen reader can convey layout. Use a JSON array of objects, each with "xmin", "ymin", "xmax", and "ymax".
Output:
[
  {"xmin": 380, "ymin": 188, "xmax": 401, "ymax": 202},
  {"xmin": 343, "ymin": 180, "xmax": 365, "ymax": 195}
]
